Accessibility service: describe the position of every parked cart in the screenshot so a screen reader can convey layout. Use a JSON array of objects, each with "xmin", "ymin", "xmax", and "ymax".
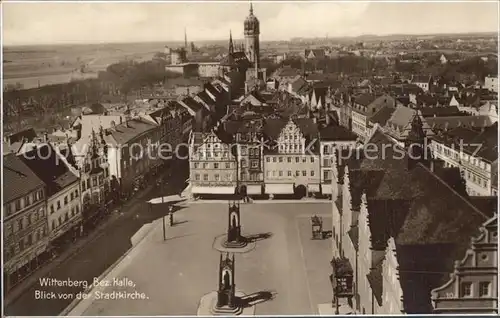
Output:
[{"xmin": 311, "ymin": 215, "xmax": 323, "ymax": 240}]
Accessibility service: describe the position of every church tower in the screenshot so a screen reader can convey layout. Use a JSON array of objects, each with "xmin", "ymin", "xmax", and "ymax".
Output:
[{"xmin": 244, "ymin": 3, "xmax": 260, "ymax": 66}]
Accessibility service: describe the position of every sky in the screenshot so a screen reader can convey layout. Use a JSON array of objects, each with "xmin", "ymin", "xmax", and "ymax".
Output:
[{"xmin": 2, "ymin": 1, "xmax": 499, "ymax": 46}]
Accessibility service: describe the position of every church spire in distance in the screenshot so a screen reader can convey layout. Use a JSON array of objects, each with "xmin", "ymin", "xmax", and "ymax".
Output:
[
  {"xmin": 250, "ymin": 2, "xmax": 253, "ymax": 15},
  {"xmin": 229, "ymin": 30, "xmax": 234, "ymax": 54},
  {"xmin": 184, "ymin": 27, "xmax": 188, "ymax": 49}
]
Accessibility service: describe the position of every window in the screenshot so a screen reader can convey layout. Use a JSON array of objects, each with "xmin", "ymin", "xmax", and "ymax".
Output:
[
  {"xmin": 251, "ymin": 160, "xmax": 258, "ymax": 168},
  {"xmin": 214, "ymin": 163, "xmax": 219, "ymax": 169},
  {"xmin": 296, "ymin": 157, "xmax": 300, "ymax": 163},
  {"xmin": 203, "ymin": 174, "xmax": 209, "ymax": 181},
  {"xmin": 76, "ymin": 205, "xmax": 79, "ymax": 213},
  {"xmin": 18, "ymin": 219, "xmax": 23, "ymax": 230},
  {"xmin": 25, "ymin": 195, "xmax": 31, "ymax": 207},
  {"xmin": 287, "ymin": 157, "xmax": 292, "ymax": 163},
  {"xmin": 27, "ymin": 214, "xmax": 31, "ymax": 226},
  {"xmin": 311, "ymin": 170, "xmax": 315, "ymax": 176},
  {"xmin": 50, "ymin": 205, "xmax": 55, "ymax": 214},
  {"xmin": 19, "ymin": 240, "xmax": 24, "ymax": 251},
  {"xmin": 460, "ymin": 282, "xmax": 472, "ymax": 297},
  {"xmin": 296, "ymin": 171, "xmax": 300, "ymax": 177},
  {"xmin": 288, "ymin": 171, "xmax": 292, "ymax": 177},
  {"xmin": 266, "ymin": 157, "xmax": 270, "ymax": 163},
  {"xmin": 52, "ymin": 220, "xmax": 56, "ymax": 230},
  {"xmin": 64, "ymin": 196, "xmax": 68, "ymax": 205},
  {"xmin": 279, "ymin": 171, "xmax": 283, "ymax": 177},
  {"xmin": 479, "ymin": 282, "xmax": 490, "ymax": 297},
  {"xmin": 324, "ymin": 170, "xmax": 331, "ymax": 180},
  {"xmin": 27, "ymin": 234, "xmax": 33, "ymax": 245},
  {"xmin": 302, "ymin": 170, "xmax": 307, "ymax": 176},
  {"xmin": 225, "ymin": 162, "xmax": 231, "ymax": 169},
  {"xmin": 57, "ymin": 201, "xmax": 61, "ymax": 210},
  {"xmin": 214, "ymin": 174, "xmax": 220, "ymax": 181},
  {"xmin": 273, "ymin": 157, "xmax": 277, "ymax": 163},
  {"xmin": 203, "ymin": 163, "xmax": 209, "ymax": 169},
  {"xmin": 310, "ymin": 157, "xmax": 315, "ymax": 163},
  {"xmin": 194, "ymin": 163, "xmax": 199, "ymax": 169},
  {"xmin": 15, "ymin": 200, "xmax": 21, "ymax": 211}
]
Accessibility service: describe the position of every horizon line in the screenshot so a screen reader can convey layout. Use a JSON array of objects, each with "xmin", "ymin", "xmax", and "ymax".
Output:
[{"xmin": 4, "ymin": 30, "xmax": 498, "ymax": 48}]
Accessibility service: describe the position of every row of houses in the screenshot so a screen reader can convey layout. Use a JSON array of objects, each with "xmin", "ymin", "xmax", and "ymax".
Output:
[
  {"xmin": 3, "ymin": 62, "xmax": 253, "ymax": 292},
  {"xmin": 188, "ymin": 105, "xmax": 358, "ymax": 198},
  {"xmin": 329, "ymin": 114, "xmax": 498, "ymax": 314}
]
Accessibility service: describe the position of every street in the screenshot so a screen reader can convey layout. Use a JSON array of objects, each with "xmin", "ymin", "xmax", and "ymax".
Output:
[{"xmin": 4, "ymin": 161, "xmax": 189, "ymax": 316}]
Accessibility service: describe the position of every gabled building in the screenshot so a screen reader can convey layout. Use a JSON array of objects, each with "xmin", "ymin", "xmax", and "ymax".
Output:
[
  {"xmin": 351, "ymin": 94, "xmax": 396, "ymax": 142},
  {"xmin": 318, "ymin": 123, "xmax": 357, "ymax": 198},
  {"xmin": 431, "ymin": 123, "xmax": 498, "ymax": 196},
  {"xmin": 379, "ymin": 106, "xmax": 434, "ymax": 145},
  {"xmin": 4, "ymin": 153, "xmax": 48, "ymax": 291},
  {"xmin": 431, "ymin": 215, "xmax": 498, "ymax": 314},
  {"xmin": 331, "ymin": 119, "xmax": 492, "ymax": 314},
  {"xmin": 21, "ymin": 144, "xmax": 82, "ymax": 247},
  {"xmin": 304, "ymin": 49, "xmax": 326, "ymax": 60},
  {"xmin": 188, "ymin": 129, "xmax": 238, "ymax": 197},
  {"xmin": 225, "ymin": 118, "xmax": 265, "ymax": 196},
  {"xmin": 104, "ymin": 118, "xmax": 161, "ymax": 197},
  {"xmin": 263, "ymin": 117, "xmax": 320, "ymax": 197},
  {"xmin": 411, "ymin": 75, "xmax": 433, "ymax": 92}
]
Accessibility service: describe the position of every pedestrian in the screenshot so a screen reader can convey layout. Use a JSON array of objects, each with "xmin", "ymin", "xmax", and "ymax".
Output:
[{"xmin": 168, "ymin": 206, "xmax": 174, "ymax": 226}]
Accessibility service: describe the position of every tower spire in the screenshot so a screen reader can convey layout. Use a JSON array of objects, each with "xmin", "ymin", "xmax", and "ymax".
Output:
[
  {"xmin": 229, "ymin": 30, "xmax": 234, "ymax": 55},
  {"xmin": 184, "ymin": 27, "xmax": 188, "ymax": 49},
  {"xmin": 250, "ymin": 2, "xmax": 253, "ymax": 15}
]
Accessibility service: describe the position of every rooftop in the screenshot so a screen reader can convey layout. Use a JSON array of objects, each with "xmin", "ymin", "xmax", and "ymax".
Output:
[
  {"xmin": 104, "ymin": 119, "xmax": 158, "ymax": 146},
  {"xmin": 20, "ymin": 144, "xmax": 78, "ymax": 197},
  {"xmin": 4, "ymin": 153, "xmax": 46, "ymax": 204}
]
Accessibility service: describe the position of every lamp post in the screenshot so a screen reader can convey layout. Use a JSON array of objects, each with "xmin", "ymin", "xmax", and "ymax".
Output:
[{"xmin": 330, "ymin": 257, "xmax": 354, "ymax": 315}]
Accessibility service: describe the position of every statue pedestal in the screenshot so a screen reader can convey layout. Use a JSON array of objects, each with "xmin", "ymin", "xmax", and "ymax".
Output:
[
  {"xmin": 197, "ymin": 291, "xmax": 255, "ymax": 316},
  {"xmin": 222, "ymin": 239, "xmax": 248, "ymax": 249},
  {"xmin": 213, "ymin": 234, "xmax": 256, "ymax": 254}
]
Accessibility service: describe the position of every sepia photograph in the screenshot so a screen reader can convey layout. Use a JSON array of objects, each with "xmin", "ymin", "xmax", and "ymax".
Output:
[{"xmin": 2, "ymin": 0, "xmax": 499, "ymax": 316}]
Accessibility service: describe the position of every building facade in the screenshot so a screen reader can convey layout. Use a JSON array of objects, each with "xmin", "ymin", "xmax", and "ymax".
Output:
[
  {"xmin": 319, "ymin": 124, "xmax": 357, "ymax": 197},
  {"xmin": 263, "ymin": 118, "xmax": 320, "ymax": 196},
  {"xmin": 484, "ymin": 75, "xmax": 498, "ymax": 93},
  {"xmin": 4, "ymin": 154, "xmax": 49, "ymax": 291},
  {"xmin": 189, "ymin": 130, "xmax": 238, "ymax": 196},
  {"xmin": 105, "ymin": 118, "xmax": 161, "ymax": 197},
  {"xmin": 431, "ymin": 124, "xmax": 498, "ymax": 196},
  {"xmin": 431, "ymin": 215, "xmax": 498, "ymax": 314}
]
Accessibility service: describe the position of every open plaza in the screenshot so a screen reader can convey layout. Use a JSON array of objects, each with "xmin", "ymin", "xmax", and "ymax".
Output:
[{"xmin": 66, "ymin": 202, "xmax": 334, "ymax": 316}]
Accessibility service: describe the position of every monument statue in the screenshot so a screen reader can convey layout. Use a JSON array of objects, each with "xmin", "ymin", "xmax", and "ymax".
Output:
[{"xmin": 216, "ymin": 253, "xmax": 236, "ymax": 309}]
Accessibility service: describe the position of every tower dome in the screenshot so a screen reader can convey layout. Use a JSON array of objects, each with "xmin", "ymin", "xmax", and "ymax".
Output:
[{"xmin": 244, "ymin": 3, "xmax": 259, "ymax": 35}]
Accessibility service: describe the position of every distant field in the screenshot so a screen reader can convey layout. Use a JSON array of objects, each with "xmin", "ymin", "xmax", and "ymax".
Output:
[{"xmin": 3, "ymin": 42, "xmax": 166, "ymax": 89}]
